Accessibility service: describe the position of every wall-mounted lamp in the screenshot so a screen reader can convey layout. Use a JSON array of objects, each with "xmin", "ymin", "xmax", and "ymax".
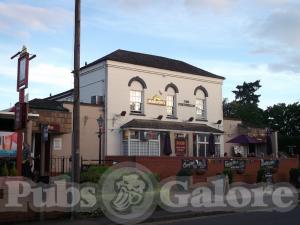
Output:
[
  {"xmin": 215, "ymin": 120, "xmax": 222, "ymax": 125},
  {"xmin": 188, "ymin": 117, "xmax": 194, "ymax": 122},
  {"xmin": 115, "ymin": 111, "xmax": 126, "ymax": 117},
  {"xmin": 120, "ymin": 111, "xmax": 126, "ymax": 116},
  {"xmin": 157, "ymin": 115, "xmax": 163, "ymax": 120}
]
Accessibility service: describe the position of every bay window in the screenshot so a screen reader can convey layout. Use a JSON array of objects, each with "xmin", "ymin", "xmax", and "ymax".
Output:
[{"xmin": 122, "ymin": 130, "xmax": 160, "ymax": 156}]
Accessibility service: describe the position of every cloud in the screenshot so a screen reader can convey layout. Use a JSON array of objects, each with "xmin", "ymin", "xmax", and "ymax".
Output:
[
  {"xmin": 255, "ymin": 6, "xmax": 300, "ymax": 48},
  {"xmin": 188, "ymin": 59, "xmax": 300, "ymax": 108},
  {"xmin": 184, "ymin": 0, "xmax": 238, "ymax": 13},
  {"xmin": 248, "ymin": 2, "xmax": 300, "ymax": 74},
  {"xmin": 0, "ymin": 2, "xmax": 72, "ymax": 37},
  {"xmin": 0, "ymin": 62, "xmax": 73, "ymax": 88}
]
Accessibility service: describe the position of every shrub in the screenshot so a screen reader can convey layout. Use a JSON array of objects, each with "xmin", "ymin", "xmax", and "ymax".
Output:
[
  {"xmin": 0, "ymin": 162, "xmax": 9, "ymax": 176},
  {"xmin": 80, "ymin": 165, "xmax": 109, "ymax": 183},
  {"xmin": 176, "ymin": 168, "xmax": 193, "ymax": 177},
  {"xmin": 222, "ymin": 168, "xmax": 233, "ymax": 184},
  {"xmin": 289, "ymin": 168, "xmax": 300, "ymax": 187},
  {"xmin": 257, "ymin": 168, "xmax": 267, "ymax": 183},
  {"xmin": 146, "ymin": 173, "xmax": 160, "ymax": 182},
  {"xmin": 9, "ymin": 165, "xmax": 17, "ymax": 176}
]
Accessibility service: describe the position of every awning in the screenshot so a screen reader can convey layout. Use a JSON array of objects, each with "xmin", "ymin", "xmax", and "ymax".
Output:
[
  {"xmin": 121, "ymin": 119, "xmax": 223, "ymax": 133},
  {"xmin": 227, "ymin": 134, "xmax": 265, "ymax": 144}
]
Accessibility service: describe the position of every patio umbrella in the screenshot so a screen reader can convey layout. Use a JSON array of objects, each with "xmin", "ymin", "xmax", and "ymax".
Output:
[
  {"xmin": 208, "ymin": 133, "xmax": 215, "ymax": 156},
  {"xmin": 266, "ymin": 134, "xmax": 273, "ymax": 155},
  {"xmin": 163, "ymin": 132, "xmax": 172, "ymax": 156},
  {"xmin": 227, "ymin": 135, "xmax": 265, "ymax": 144}
]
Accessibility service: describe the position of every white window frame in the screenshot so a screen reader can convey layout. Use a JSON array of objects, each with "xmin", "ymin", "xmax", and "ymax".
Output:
[
  {"xmin": 195, "ymin": 133, "xmax": 221, "ymax": 157},
  {"xmin": 123, "ymin": 130, "xmax": 161, "ymax": 156},
  {"xmin": 130, "ymin": 90, "xmax": 143, "ymax": 114},
  {"xmin": 166, "ymin": 94, "xmax": 176, "ymax": 117},
  {"xmin": 195, "ymin": 98, "xmax": 207, "ymax": 120}
]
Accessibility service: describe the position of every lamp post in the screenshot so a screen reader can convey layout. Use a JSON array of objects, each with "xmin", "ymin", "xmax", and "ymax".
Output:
[{"xmin": 97, "ymin": 116, "xmax": 104, "ymax": 164}]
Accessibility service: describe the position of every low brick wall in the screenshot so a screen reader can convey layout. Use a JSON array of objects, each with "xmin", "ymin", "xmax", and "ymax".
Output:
[{"xmin": 105, "ymin": 156, "xmax": 299, "ymax": 183}]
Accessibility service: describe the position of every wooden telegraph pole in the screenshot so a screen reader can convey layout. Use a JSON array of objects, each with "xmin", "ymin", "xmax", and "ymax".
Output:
[{"xmin": 72, "ymin": 0, "xmax": 81, "ymax": 183}]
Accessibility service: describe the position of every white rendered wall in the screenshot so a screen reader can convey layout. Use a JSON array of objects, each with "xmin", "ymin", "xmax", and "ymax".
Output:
[{"xmin": 104, "ymin": 60, "xmax": 224, "ymax": 156}]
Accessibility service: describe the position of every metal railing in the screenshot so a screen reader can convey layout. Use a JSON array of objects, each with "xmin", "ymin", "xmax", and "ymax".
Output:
[{"xmin": 50, "ymin": 157, "xmax": 71, "ymax": 176}]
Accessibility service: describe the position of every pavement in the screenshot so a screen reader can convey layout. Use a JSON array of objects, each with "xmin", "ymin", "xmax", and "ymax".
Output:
[
  {"xmin": 143, "ymin": 205, "xmax": 300, "ymax": 225},
  {"xmin": 8, "ymin": 189, "xmax": 300, "ymax": 225}
]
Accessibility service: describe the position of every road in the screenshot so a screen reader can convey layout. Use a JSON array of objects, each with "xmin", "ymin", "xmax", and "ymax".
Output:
[
  {"xmin": 146, "ymin": 206, "xmax": 300, "ymax": 225},
  {"xmin": 18, "ymin": 205, "xmax": 300, "ymax": 225}
]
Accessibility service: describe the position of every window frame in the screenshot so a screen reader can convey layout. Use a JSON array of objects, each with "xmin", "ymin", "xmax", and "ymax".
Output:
[
  {"xmin": 130, "ymin": 89, "xmax": 143, "ymax": 114},
  {"xmin": 195, "ymin": 133, "xmax": 221, "ymax": 157}
]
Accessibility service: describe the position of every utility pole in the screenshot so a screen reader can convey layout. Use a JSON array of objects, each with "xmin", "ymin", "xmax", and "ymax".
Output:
[{"xmin": 72, "ymin": 0, "xmax": 81, "ymax": 183}]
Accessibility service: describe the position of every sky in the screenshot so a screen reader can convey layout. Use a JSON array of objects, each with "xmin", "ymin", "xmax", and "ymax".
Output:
[{"xmin": 0, "ymin": 0, "xmax": 300, "ymax": 109}]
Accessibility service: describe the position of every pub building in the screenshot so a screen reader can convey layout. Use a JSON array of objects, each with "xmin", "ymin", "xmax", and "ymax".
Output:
[{"xmin": 76, "ymin": 49, "xmax": 225, "ymax": 158}]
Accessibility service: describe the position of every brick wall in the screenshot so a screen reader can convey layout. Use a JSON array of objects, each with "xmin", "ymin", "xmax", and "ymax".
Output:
[
  {"xmin": 30, "ymin": 109, "xmax": 72, "ymax": 133},
  {"xmin": 106, "ymin": 156, "xmax": 299, "ymax": 183}
]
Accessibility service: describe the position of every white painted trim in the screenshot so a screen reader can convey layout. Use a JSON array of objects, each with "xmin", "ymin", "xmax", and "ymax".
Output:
[{"xmin": 106, "ymin": 62, "xmax": 223, "ymax": 85}]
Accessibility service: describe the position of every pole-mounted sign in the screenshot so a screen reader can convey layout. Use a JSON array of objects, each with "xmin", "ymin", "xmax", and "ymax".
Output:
[
  {"xmin": 11, "ymin": 46, "xmax": 36, "ymax": 176},
  {"xmin": 17, "ymin": 50, "xmax": 29, "ymax": 91}
]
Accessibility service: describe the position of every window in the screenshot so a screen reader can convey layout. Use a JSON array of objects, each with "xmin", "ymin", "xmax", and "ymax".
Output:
[
  {"xmin": 166, "ymin": 95, "xmax": 175, "ymax": 116},
  {"xmin": 165, "ymin": 84, "xmax": 177, "ymax": 117},
  {"xmin": 128, "ymin": 78, "xmax": 146, "ymax": 114},
  {"xmin": 130, "ymin": 90, "xmax": 142, "ymax": 113},
  {"xmin": 195, "ymin": 90, "xmax": 207, "ymax": 120},
  {"xmin": 194, "ymin": 133, "xmax": 221, "ymax": 157},
  {"xmin": 122, "ymin": 130, "xmax": 160, "ymax": 156}
]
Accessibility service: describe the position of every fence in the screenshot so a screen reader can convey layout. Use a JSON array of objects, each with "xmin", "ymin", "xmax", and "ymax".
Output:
[
  {"xmin": 50, "ymin": 157, "xmax": 114, "ymax": 176},
  {"xmin": 50, "ymin": 157, "xmax": 71, "ymax": 176}
]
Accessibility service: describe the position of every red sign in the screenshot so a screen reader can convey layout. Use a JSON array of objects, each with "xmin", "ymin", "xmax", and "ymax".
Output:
[
  {"xmin": 48, "ymin": 124, "xmax": 60, "ymax": 132},
  {"xmin": 14, "ymin": 102, "xmax": 28, "ymax": 130},
  {"xmin": 17, "ymin": 52, "xmax": 29, "ymax": 91},
  {"xmin": 175, "ymin": 138, "xmax": 186, "ymax": 156}
]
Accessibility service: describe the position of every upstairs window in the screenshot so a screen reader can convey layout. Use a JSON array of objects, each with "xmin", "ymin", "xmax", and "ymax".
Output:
[
  {"xmin": 128, "ymin": 77, "xmax": 147, "ymax": 114},
  {"xmin": 165, "ymin": 83, "xmax": 178, "ymax": 118},
  {"xmin": 195, "ymin": 87, "xmax": 208, "ymax": 120},
  {"xmin": 130, "ymin": 90, "xmax": 142, "ymax": 113},
  {"xmin": 166, "ymin": 95, "xmax": 175, "ymax": 116}
]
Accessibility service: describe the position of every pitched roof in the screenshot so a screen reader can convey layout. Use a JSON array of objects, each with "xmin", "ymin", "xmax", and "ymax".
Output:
[
  {"xmin": 45, "ymin": 89, "xmax": 73, "ymax": 101},
  {"xmin": 81, "ymin": 49, "xmax": 225, "ymax": 80},
  {"xmin": 121, "ymin": 119, "xmax": 223, "ymax": 133},
  {"xmin": 29, "ymin": 99, "xmax": 69, "ymax": 112}
]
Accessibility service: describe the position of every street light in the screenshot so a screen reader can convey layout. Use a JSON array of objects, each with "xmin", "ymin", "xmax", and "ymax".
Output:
[{"xmin": 97, "ymin": 116, "xmax": 104, "ymax": 164}]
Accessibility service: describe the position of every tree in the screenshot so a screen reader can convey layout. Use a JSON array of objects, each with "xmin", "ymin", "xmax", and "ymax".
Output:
[
  {"xmin": 264, "ymin": 102, "xmax": 300, "ymax": 136},
  {"xmin": 223, "ymin": 98, "xmax": 238, "ymax": 118},
  {"xmin": 223, "ymin": 80, "xmax": 265, "ymax": 126},
  {"xmin": 232, "ymin": 80, "xmax": 261, "ymax": 105}
]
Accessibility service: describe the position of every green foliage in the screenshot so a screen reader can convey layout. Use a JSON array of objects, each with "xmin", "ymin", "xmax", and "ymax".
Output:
[
  {"xmin": 257, "ymin": 168, "xmax": 267, "ymax": 183},
  {"xmin": 9, "ymin": 165, "xmax": 17, "ymax": 176},
  {"xmin": 278, "ymin": 135, "xmax": 300, "ymax": 155},
  {"xmin": 222, "ymin": 168, "xmax": 233, "ymax": 184},
  {"xmin": 0, "ymin": 162, "xmax": 9, "ymax": 176},
  {"xmin": 176, "ymin": 168, "xmax": 193, "ymax": 177},
  {"xmin": 232, "ymin": 80, "xmax": 261, "ymax": 106},
  {"xmin": 80, "ymin": 165, "xmax": 109, "ymax": 183},
  {"xmin": 147, "ymin": 173, "xmax": 160, "ymax": 182},
  {"xmin": 289, "ymin": 168, "xmax": 300, "ymax": 187},
  {"xmin": 264, "ymin": 102, "xmax": 300, "ymax": 136},
  {"xmin": 223, "ymin": 81, "xmax": 265, "ymax": 126}
]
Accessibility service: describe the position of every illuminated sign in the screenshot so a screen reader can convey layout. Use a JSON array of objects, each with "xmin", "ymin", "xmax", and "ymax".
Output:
[{"xmin": 147, "ymin": 95, "xmax": 166, "ymax": 106}]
